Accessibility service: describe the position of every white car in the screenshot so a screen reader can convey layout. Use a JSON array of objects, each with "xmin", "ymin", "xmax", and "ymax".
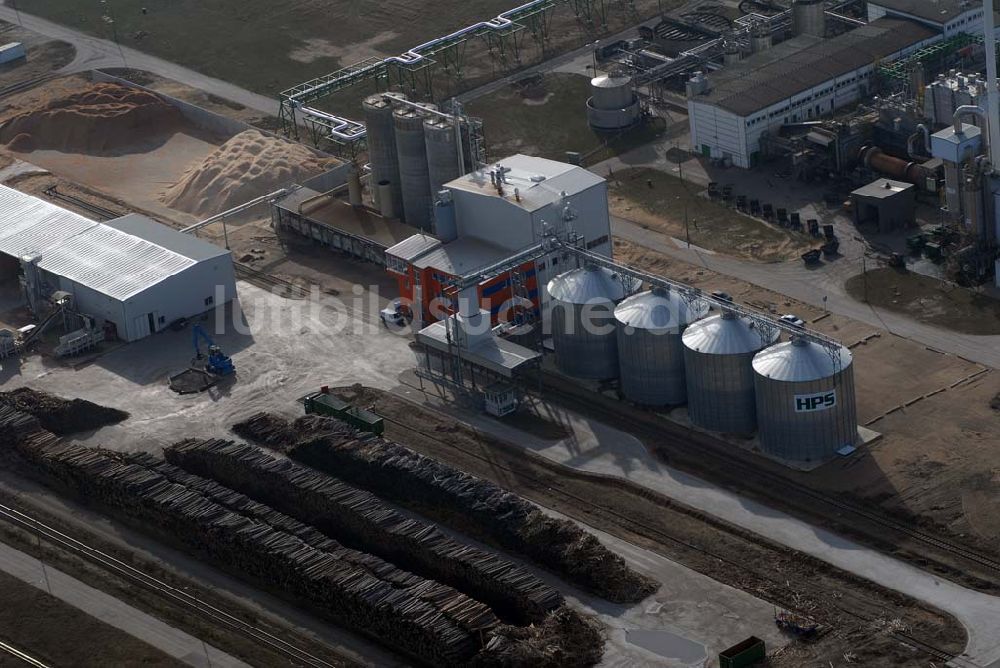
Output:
[
  {"xmin": 379, "ymin": 299, "xmax": 412, "ymax": 329},
  {"xmin": 780, "ymin": 314, "xmax": 805, "ymax": 328}
]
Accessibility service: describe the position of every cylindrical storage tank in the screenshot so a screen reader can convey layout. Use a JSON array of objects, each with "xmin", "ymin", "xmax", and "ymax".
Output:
[
  {"xmin": 791, "ymin": 0, "xmax": 825, "ymax": 37},
  {"xmin": 433, "ymin": 191, "xmax": 458, "ymax": 242},
  {"xmin": 347, "ymin": 166, "xmax": 363, "ymax": 207},
  {"xmin": 590, "ymin": 74, "xmax": 635, "ymax": 110},
  {"xmin": 394, "ymin": 103, "xmax": 436, "ymax": 230},
  {"xmin": 614, "ymin": 287, "xmax": 709, "ymax": 406},
  {"xmin": 377, "ymin": 181, "xmax": 395, "ymax": 219},
  {"xmin": 752, "ymin": 337, "xmax": 858, "ymax": 462},
  {"xmin": 587, "ymin": 74, "xmax": 641, "ymax": 132},
  {"xmin": 682, "ymin": 311, "xmax": 780, "ymax": 434},
  {"xmin": 547, "ymin": 264, "xmax": 627, "ymax": 380},
  {"xmin": 424, "ymin": 116, "xmax": 470, "ymax": 198},
  {"xmin": 363, "ymin": 94, "xmax": 405, "ymax": 217}
]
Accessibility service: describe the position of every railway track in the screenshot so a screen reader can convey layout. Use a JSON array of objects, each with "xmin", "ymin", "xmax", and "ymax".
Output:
[
  {"xmin": 0, "ymin": 502, "xmax": 340, "ymax": 668},
  {"xmin": 0, "ymin": 639, "xmax": 49, "ymax": 668},
  {"xmin": 235, "ymin": 264, "xmax": 311, "ymax": 299},
  {"xmin": 376, "ymin": 408, "xmax": 961, "ymax": 665},
  {"xmin": 41, "ymin": 186, "xmax": 122, "ymax": 222},
  {"xmin": 546, "ymin": 378, "xmax": 1000, "ymax": 577}
]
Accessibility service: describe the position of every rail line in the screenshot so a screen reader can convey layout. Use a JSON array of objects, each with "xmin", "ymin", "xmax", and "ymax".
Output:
[
  {"xmin": 0, "ymin": 639, "xmax": 50, "ymax": 668},
  {"xmin": 0, "ymin": 502, "xmax": 340, "ymax": 668},
  {"xmin": 376, "ymin": 409, "xmax": 961, "ymax": 664},
  {"xmin": 546, "ymin": 378, "xmax": 1000, "ymax": 577},
  {"xmin": 41, "ymin": 186, "xmax": 122, "ymax": 222}
]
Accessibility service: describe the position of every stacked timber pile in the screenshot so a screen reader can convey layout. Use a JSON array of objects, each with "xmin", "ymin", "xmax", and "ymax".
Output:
[
  {"xmin": 0, "ymin": 388, "xmax": 129, "ymax": 435},
  {"xmin": 285, "ymin": 417, "xmax": 658, "ymax": 604},
  {"xmin": 15, "ymin": 441, "xmax": 496, "ymax": 666},
  {"xmin": 0, "ymin": 405, "xmax": 61, "ymax": 452},
  {"xmin": 231, "ymin": 412, "xmax": 298, "ymax": 451},
  {"xmin": 476, "ymin": 607, "xmax": 605, "ymax": 668},
  {"xmin": 166, "ymin": 438, "xmax": 563, "ymax": 623}
]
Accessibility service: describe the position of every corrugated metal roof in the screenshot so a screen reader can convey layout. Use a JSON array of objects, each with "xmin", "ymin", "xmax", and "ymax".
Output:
[
  {"xmin": 697, "ymin": 18, "xmax": 936, "ymax": 117},
  {"xmin": 0, "ymin": 185, "xmax": 99, "ymax": 258},
  {"xmin": 37, "ymin": 224, "xmax": 196, "ymax": 301},
  {"xmin": 0, "ymin": 186, "xmax": 215, "ymax": 301},
  {"xmin": 547, "ymin": 264, "xmax": 627, "ymax": 305},
  {"xmin": 682, "ymin": 313, "xmax": 780, "ymax": 355},
  {"xmin": 752, "ymin": 338, "xmax": 853, "ymax": 382},
  {"xmin": 412, "ymin": 236, "xmax": 510, "ymax": 274},
  {"xmin": 870, "ymin": 0, "xmax": 972, "ymax": 25},
  {"xmin": 417, "ymin": 319, "xmax": 540, "ymax": 377},
  {"xmin": 385, "ymin": 234, "xmax": 442, "ymax": 262},
  {"xmin": 614, "ymin": 287, "xmax": 708, "ymax": 333}
]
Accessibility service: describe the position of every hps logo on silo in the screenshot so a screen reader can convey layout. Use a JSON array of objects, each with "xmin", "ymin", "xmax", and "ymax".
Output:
[{"xmin": 793, "ymin": 391, "xmax": 837, "ymax": 413}]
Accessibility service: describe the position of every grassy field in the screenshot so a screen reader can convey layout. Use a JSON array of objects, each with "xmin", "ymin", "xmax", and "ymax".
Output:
[
  {"xmin": 16, "ymin": 0, "xmax": 523, "ymax": 95},
  {"xmin": 609, "ymin": 167, "xmax": 813, "ymax": 262},
  {"xmin": 17, "ymin": 0, "xmax": 671, "ymax": 99},
  {"xmin": 468, "ymin": 72, "xmax": 665, "ymax": 163},
  {"xmin": 845, "ymin": 267, "xmax": 1000, "ymax": 335}
]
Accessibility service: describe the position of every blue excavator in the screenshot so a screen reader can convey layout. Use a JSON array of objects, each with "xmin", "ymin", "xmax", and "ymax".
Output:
[{"xmin": 191, "ymin": 324, "xmax": 235, "ymax": 376}]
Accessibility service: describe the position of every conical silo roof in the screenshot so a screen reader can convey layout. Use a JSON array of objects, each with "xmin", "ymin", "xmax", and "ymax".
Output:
[
  {"xmin": 682, "ymin": 311, "xmax": 779, "ymax": 355},
  {"xmin": 547, "ymin": 264, "xmax": 626, "ymax": 305},
  {"xmin": 752, "ymin": 337, "xmax": 853, "ymax": 382},
  {"xmin": 614, "ymin": 287, "xmax": 708, "ymax": 333}
]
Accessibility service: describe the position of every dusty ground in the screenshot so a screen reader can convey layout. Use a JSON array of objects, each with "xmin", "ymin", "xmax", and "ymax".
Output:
[
  {"xmin": 0, "ymin": 20, "xmax": 74, "ymax": 88},
  {"xmin": 615, "ymin": 237, "xmax": 1000, "ymax": 572},
  {"xmin": 845, "ymin": 267, "xmax": 1000, "ymax": 336},
  {"xmin": 609, "ymin": 167, "xmax": 814, "ymax": 262},
  {"xmin": 330, "ymin": 385, "xmax": 966, "ymax": 667},
  {"xmin": 19, "ymin": 0, "xmax": 675, "ymax": 96},
  {"xmin": 0, "ymin": 567, "xmax": 184, "ymax": 667}
]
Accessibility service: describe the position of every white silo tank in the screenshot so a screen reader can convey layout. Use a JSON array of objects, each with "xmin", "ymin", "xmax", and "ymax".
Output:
[
  {"xmin": 424, "ymin": 115, "xmax": 471, "ymax": 199},
  {"xmin": 614, "ymin": 287, "xmax": 709, "ymax": 406},
  {"xmin": 682, "ymin": 310, "xmax": 780, "ymax": 434},
  {"xmin": 587, "ymin": 73, "xmax": 641, "ymax": 132},
  {"xmin": 393, "ymin": 103, "xmax": 436, "ymax": 230},
  {"xmin": 363, "ymin": 93, "xmax": 406, "ymax": 216},
  {"xmin": 547, "ymin": 264, "xmax": 627, "ymax": 380},
  {"xmin": 752, "ymin": 337, "xmax": 858, "ymax": 462}
]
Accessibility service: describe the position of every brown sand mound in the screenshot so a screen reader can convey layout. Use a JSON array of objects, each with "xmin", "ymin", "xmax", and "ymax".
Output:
[
  {"xmin": 0, "ymin": 388, "xmax": 129, "ymax": 436},
  {"xmin": 163, "ymin": 129, "xmax": 337, "ymax": 217},
  {"xmin": 0, "ymin": 83, "xmax": 183, "ymax": 154}
]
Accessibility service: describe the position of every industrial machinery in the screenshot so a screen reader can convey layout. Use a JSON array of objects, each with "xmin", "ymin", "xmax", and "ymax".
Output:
[
  {"xmin": 301, "ymin": 386, "xmax": 385, "ymax": 435},
  {"xmin": 192, "ymin": 324, "xmax": 235, "ymax": 377}
]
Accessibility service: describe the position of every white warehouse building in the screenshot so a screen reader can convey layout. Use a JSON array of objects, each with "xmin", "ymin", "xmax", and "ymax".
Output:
[
  {"xmin": 867, "ymin": 0, "xmax": 996, "ymax": 37},
  {"xmin": 687, "ymin": 18, "xmax": 937, "ymax": 168},
  {"xmin": 0, "ymin": 186, "xmax": 237, "ymax": 342}
]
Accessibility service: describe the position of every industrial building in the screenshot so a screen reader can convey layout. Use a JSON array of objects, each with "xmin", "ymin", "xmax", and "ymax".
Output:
[
  {"xmin": 386, "ymin": 154, "xmax": 613, "ymax": 326},
  {"xmin": 850, "ymin": 179, "xmax": 917, "ymax": 232},
  {"xmin": 687, "ymin": 17, "xmax": 938, "ymax": 167},
  {"xmin": 867, "ymin": 0, "xmax": 993, "ymax": 37},
  {"xmin": 0, "ymin": 186, "xmax": 236, "ymax": 342}
]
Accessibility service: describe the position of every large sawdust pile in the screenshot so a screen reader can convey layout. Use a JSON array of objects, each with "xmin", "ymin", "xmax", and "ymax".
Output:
[
  {"xmin": 162, "ymin": 129, "xmax": 337, "ymax": 216},
  {"xmin": 0, "ymin": 83, "xmax": 183, "ymax": 153},
  {"xmin": 0, "ymin": 388, "xmax": 129, "ymax": 436}
]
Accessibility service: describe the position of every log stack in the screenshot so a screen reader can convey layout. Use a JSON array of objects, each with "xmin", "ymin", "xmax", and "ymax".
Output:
[{"xmin": 166, "ymin": 438, "xmax": 563, "ymax": 623}]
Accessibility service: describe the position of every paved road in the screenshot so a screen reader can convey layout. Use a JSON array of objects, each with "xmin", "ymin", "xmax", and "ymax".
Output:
[
  {"xmin": 0, "ymin": 7, "xmax": 278, "ymax": 116},
  {"xmin": 396, "ymin": 379, "xmax": 1000, "ymax": 668},
  {"xmin": 612, "ymin": 216, "xmax": 1000, "ymax": 369},
  {"xmin": 0, "ymin": 538, "xmax": 249, "ymax": 668}
]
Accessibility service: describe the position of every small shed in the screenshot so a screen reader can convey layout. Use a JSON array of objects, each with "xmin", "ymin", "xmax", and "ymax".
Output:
[{"xmin": 850, "ymin": 178, "xmax": 916, "ymax": 233}]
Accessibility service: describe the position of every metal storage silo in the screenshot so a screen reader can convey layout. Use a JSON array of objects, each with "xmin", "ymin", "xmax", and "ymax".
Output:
[
  {"xmin": 424, "ymin": 115, "xmax": 471, "ymax": 199},
  {"xmin": 682, "ymin": 310, "xmax": 779, "ymax": 434},
  {"xmin": 752, "ymin": 337, "xmax": 858, "ymax": 462},
  {"xmin": 587, "ymin": 74, "xmax": 641, "ymax": 132},
  {"xmin": 791, "ymin": 0, "xmax": 825, "ymax": 38},
  {"xmin": 393, "ymin": 103, "xmax": 436, "ymax": 230},
  {"xmin": 363, "ymin": 93, "xmax": 405, "ymax": 217},
  {"xmin": 547, "ymin": 264, "xmax": 627, "ymax": 380},
  {"xmin": 614, "ymin": 287, "xmax": 708, "ymax": 406}
]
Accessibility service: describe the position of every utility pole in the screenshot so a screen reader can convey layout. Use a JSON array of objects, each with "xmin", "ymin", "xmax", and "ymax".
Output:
[{"xmin": 100, "ymin": 0, "xmax": 128, "ymax": 68}]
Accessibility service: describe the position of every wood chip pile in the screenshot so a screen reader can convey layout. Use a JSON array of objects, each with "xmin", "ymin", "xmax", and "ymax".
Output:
[
  {"xmin": 475, "ymin": 606, "xmax": 606, "ymax": 668},
  {"xmin": 166, "ymin": 438, "xmax": 563, "ymax": 623},
  {"xmin": 13, "ymin": 439, "xmax": 496, "ymax": 666},
  {"xmin": 0, "ymin": 388, "xmax": 129, "ymax": 435},
  {"xmin": 285, "ymin": 417, "xmax": 658, "ymax": 604}
]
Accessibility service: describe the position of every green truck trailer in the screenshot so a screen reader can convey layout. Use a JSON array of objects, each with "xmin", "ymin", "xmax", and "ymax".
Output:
[
  {"xmin": 301, "ymin": 388, "xmax": 385, "ymax": 436},
  {"xmin": 719, "ymin": 636, "xmax": 765, "ymax": 668}
]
